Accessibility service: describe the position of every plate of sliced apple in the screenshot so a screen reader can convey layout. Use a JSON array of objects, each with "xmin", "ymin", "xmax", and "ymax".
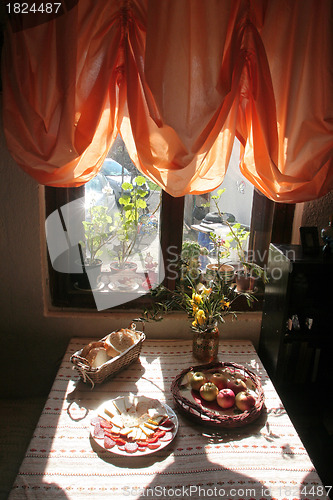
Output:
[{"xmin": 90, "ymin": 394, "xmax": 178, "ymax": 456}]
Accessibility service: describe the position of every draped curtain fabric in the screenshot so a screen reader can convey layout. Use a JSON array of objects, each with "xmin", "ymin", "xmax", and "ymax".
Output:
[{"xmin": 2, "ymin": 0, "xmax": 333, "ymax": 202}]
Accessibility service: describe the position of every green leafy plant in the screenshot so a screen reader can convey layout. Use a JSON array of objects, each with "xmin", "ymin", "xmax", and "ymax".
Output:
[
  {"xmin": 181, "ymin": 240, "xmax": 208, "ymax": 280},
  {"xmin": 108, "ymin": 175, "xmax": 149, "ymax": 269},
  {"xmin": 223, "ymin": 223, "xmax": 249, "ymax": 263},
  {"xmin": 81, "ymin": 205, "xmax": 115, "ymax": 265},
  {"xmin": 208, "ymin": 231, "xmax": 229, "ymax": 267}
]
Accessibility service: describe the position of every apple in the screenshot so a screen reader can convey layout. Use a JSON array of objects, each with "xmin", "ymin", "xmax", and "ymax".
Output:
[
  {"xmin": 221, "ymin": 367, "xmax": 234, "ymax": 378},
  {"xmin": 227, "ymin": 377, "xmax": 247, "ymax": 395},
  {"xmin": 216, "ymin": 388, "xmax": 235, "ymax": 409},
  {"xmin": 235, "ymin": 391, "xmax": 256, "ymax": 411},
  {"xmin": 199, "ymin": 382, "xmax": 219, "ymax": 401},
  {"xmin": 234, "ymin": 372, "xmax": 247, "ymax": 382},
  {"xmin": 209, "ymin": 372, "xmax": 229, "ymax": 390},
  {"xmin": 190, "ymin": 372, "xmax": 208, "ymax": 391}
]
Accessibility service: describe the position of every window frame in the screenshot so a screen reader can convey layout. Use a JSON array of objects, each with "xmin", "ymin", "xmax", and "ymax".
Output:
[{"xmin": 45, "ymin": 185, "xmax": 294, "ymax": 312}]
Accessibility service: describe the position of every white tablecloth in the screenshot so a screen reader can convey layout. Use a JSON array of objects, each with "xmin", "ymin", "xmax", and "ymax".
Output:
[{"xmin": 9, "ymin": 339, "xmax": 329, "ymax": 499}]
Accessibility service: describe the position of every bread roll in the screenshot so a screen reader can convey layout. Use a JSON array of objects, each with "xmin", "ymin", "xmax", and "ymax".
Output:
[
  {"xmin": 81, "ymin": 341, "xmax": 106, "ymax": 360},
  {"xmin": 104, "ymin": 338, "xmax": 121, "ymax": 358},
  {"xmin": 105, "ymin": 328, "xmax": 139, "ymax": 357},
  {"xmin": 85, "ymin": 347, "xmax": 110, "ymax": 368}
]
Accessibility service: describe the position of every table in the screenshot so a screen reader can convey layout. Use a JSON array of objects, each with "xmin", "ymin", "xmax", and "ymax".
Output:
[{"xmin": 9, "ymin": 339, "xmax": 329, "ymax": 499}]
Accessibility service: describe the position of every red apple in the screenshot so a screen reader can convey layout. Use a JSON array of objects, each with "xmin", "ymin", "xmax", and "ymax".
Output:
[
  {"xmin": 235, "ymin": 391, "xmax": 256, "ymax": 411},
  {"xmin": 199, "ymin": 382, "xmax": 219, "ymax": 401},
  {"xmin": 216, "ymin": 388, "xmax": 235, "ymax": 409},
  {"xmin": 209, "ymin": 372, "xmax": 229, "ymax": 390},
  {"xmin": 227, "ymin": 377, "xmax": 247, "ymax": 395},
  {"xmin": 190, "ymin": 372, "xmax": 207, "ymax": 391}
]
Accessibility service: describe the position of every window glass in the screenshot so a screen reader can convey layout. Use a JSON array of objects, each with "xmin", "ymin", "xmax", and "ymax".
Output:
[
  {"xmin": 82, "ymin": 135, "xmax": 162, "ymax": 302},
  {"xmin": 46, "ymin": 137, "xmax": 279, "ymax": 311},
  {"xmin": 183, "ymin": 140, "xmax": 254, "ymax": 272}
]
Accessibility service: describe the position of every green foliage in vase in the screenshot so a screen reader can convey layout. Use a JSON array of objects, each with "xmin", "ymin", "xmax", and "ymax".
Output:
[{"xmin": 140, "ymin": 262, "xmax": 254, "ymax": 332}]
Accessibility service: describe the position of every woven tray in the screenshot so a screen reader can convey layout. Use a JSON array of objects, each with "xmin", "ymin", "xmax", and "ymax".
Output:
[
  {"xmin": 71, "ymin": 324, "xmax": 145, "ymax": 387},
  {"xmin": 171, "ymin": 361, "xmax": 264, "ymax": 428}
]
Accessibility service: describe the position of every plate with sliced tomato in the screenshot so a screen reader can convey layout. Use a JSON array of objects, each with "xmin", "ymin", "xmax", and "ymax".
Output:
[{"xmin": 90, "ymin": 395, "xmax": 178, "ymax": 456}]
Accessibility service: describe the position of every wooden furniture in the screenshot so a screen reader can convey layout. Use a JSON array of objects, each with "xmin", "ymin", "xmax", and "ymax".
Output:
[
  {"xmin": 9, "ymin": 338, "xmax": 329, "ymax": 499},
  {"xmin": 259, "ymin": 244, "xmax": 333, "ymax": 387}
]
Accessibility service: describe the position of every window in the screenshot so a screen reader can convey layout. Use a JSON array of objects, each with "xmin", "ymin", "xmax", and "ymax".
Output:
[
  {"xmin": 84, "ymin": 136, "xmax": 162, "ymax": 278},
  {"xmin": 45, "ymin": 138, "xmax": 291, "ymax": 312},
  {"xmin": 182, "ymin": 140, "xmax": 254, "ymax": 268}
]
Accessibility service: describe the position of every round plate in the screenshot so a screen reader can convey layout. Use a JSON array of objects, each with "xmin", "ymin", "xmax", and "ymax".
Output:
[
  {"xmin": 90, "ymin": 397, "xmax": 178, "ymax": 456},
  {"xmin": 171, "ymin": 361, "xmax": 265, "ymax": 428}
]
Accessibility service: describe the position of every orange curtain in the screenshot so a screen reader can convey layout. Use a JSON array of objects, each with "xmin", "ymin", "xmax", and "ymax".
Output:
[
  {"xmin": 2, "ymin": 0, "xmax": 333, "ymax": 202},
  {"xmin": 237, "ymin": 0, "xmax": 333, "ymax": 202}
]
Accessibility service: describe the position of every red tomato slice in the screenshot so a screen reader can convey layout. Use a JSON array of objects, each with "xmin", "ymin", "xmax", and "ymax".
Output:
[
  {"xmin": 147, "ymin": 441, "xmax": 161, "ymax": 449},
  {"xmin": 146, "ymin": 435, "xmax": 159, "ymax": 443},
  {"xmin": 137, "ymin": 440, "xmax": 148, "ymax": 447},
  {"xmin": 100, "ymin": 421, "xmax": 113, "ymax": 429},
  {"xmin": 154, "ymin": 430, "xmax": 166, "ymax": 438},
  {"xmin": 114, "ymin": 437, "xmax": 126, "ymax": 446}
]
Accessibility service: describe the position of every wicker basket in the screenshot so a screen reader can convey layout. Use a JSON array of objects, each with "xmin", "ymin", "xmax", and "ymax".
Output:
[
  {"xmin": 71, "ymin": 324, "xmax": 145, "ymax": 387},
  {"xmin": 171, "ymin": 361, "xmax": 265, "ymax": 428}
]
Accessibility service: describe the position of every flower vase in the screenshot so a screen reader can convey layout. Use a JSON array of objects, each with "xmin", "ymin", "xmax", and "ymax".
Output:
[{"xmin": 192, "ymin": 324, "xmax": 219, "ymax": 363}]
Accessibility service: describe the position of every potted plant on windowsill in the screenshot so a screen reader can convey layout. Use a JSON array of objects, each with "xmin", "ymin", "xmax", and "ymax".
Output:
[
  {"xmin": 210, "ymin": 190, "xmax": 268, "ymax": 292},
  {"xmin": 108, "ymin": 175, "xmax": 149, "ymax": 274},
  {"xmin": 78, "ymin": 205, "xmax": 115, "ymax": 290},
  {"xmin": 205, "ymin": 229, "xmax": 231, "ymax": 281},
  {"xmin": 181, "ymin": 240, "xmax": 209, "ymax": 282}
]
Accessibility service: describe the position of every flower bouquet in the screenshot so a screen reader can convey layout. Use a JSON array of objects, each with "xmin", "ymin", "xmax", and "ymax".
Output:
[{"xmin": 141, "ymin": 265, "xmax": 254, "ymax": 362}]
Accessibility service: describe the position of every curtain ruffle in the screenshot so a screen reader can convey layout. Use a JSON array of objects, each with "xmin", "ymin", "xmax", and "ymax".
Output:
[{"xmin": 2, "ymin": 0, "xmax": 333, "ymax": 202}]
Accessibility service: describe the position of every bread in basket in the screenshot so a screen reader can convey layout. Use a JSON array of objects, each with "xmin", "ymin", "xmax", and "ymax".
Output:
[{"xmin": 71, "ymin": 322, "xmax": 145, "ymax": 387}]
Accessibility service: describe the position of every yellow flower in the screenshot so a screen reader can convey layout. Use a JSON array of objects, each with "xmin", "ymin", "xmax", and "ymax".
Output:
[
  {"xmin": 221, "ymin": 298, "xmax": 230, "ymax": 309},
  {"xmin": 192, "ymin": 304, "xmax": 199, "ymax": 314},
  {"xmin": 192, "ymin": 292, "xmax": 202, "ymax": 305},
  {"xmin": 200, "ymin": 286, "xmax": 212, "ymax": 297},
  {"xmin": 195, "ymin": 309, "xmax": 206, "ymax": 326}
]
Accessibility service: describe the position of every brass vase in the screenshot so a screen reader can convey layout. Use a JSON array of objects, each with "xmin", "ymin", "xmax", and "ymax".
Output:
[{"xmin": 192, "ymin": 324, "xmax": 219, "ymax": 363}]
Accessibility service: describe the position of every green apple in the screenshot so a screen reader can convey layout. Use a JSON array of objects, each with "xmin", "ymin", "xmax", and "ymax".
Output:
[
  {"xmin": 235, "ymin": 391, "xmax": 256, "ymax": 411},
  {"xmin": 199, "ymin": 382, "xmax": 219, "ymax": 401},
  {"xmin": 190, "ymin": 371, "xmax": 207, "ymax": 391}
]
